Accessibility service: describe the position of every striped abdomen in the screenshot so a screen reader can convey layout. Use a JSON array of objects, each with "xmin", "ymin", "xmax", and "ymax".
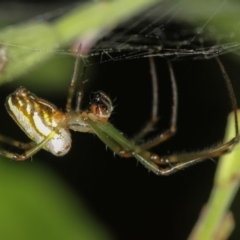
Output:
[{"xmin": 5, "ymin": 87, "xmax": 71, "ymax": 156}]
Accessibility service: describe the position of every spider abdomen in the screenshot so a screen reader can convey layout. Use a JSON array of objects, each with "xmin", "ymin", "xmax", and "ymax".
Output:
[{"xmin": 5, "ymin": 87, "xmax": 71, "ymax": 156}]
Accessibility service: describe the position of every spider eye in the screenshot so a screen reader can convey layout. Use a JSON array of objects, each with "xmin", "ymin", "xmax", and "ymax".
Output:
[
  {"xmin": 89, "ymin": 91, "xmax": 113, "ymax": 122},
  {"xmin": 90, "ymin": 91, "xmax": 101, "ymax": 102},
  {"xmin": 90, "ymin": 91, "xmax": 104, "ymax": 108},
  {"xmin": 90, "ymin": 91, "xmax": 113, "ymax": 112}
]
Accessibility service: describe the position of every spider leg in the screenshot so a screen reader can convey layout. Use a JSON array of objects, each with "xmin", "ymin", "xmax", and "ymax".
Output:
[
  {"xmin": 75, "ymin": 65, "xmax": 87, "ymax": 112},
  {"xmin": 86, "ymin": 116, "xmax": 210, "ymax": 175},
  {"xmin": 84, "ymin": 56, "xmax": 238, "ymax": 175},
  {"xmin": 135, "ymin": 125, "xmax": 239, "ymax": 176},
  {"xmin": 85, "ymin": 116, "xmax": 163, "ymax": 173},
  {"xmin": 135, "ymin": 57, "xmax": 240, "ymax": 174},
  {"xmin": 0, "ymin": 134, "xmax": 35, "ymax": 149},
  {"xmin": 160, "ymin": 136, "xmax": 239, "ymax": 165},
  {"xmin": 119, "ymin": 57, "xmax": 239, "ymax": 158},
  {"xmin": 133, "ymin": 151, "xmax": 205, "ymax": 176},
  {"xmin": 132, "ymin": 57, "xmax": 159, "ymax": 142},
  {"xmin": 134, "ymin": 60, "xmax": 178, "ymax": 150},
  {"xmin": 87, "ymin": 115, "xmax": 239, "ymax": 175},
  {"xmin": 66, "ymin": 44, "xmax": 82, "ymax": 112},
  {"xmin": 0, "ymin": 118, "xmax": 66, "ymax": 161}
]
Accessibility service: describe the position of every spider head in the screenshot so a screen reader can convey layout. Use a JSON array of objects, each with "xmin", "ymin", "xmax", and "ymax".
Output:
[{"xmin": 89, "ymin": 91, "xmax": 113, "ymax": 122}]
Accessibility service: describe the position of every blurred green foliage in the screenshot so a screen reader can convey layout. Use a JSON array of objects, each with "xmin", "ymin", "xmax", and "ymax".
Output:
[{"xmin": 0, "ymin": 158, "xmax": 111, "ymax": 240}]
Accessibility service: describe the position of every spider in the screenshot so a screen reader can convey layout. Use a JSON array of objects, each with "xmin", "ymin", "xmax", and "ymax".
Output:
[{"xmin": 0, "ymin": 45, "xmax": 239, "ymax": 175}]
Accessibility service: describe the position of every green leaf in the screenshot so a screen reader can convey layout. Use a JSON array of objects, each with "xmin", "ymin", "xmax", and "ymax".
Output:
[{"xmin": 0, "ymin": 158, "xmax": 112, "ymax": 240}]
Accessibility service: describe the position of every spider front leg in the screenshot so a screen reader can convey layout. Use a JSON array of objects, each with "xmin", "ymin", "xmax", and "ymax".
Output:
[
  {"xmin": 85, "ymin": 116, "xmax": 160, "ymax": 173},
  {"xmin": 87, "ymin": 116, "xmax": 239, "ymax": 175},
  {"xmin": 85, "ymin": 117, "xmax": 199, "ymax": 175}
]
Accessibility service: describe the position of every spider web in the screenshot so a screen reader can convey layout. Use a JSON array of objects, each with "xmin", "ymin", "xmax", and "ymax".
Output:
[
  {"xmin": 84, "ymin": 0, "xmax": 240, "ymax": 64},
  {"xmin": 0, "ymin": 0, "xmax": 240, "ymax": 66}
]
